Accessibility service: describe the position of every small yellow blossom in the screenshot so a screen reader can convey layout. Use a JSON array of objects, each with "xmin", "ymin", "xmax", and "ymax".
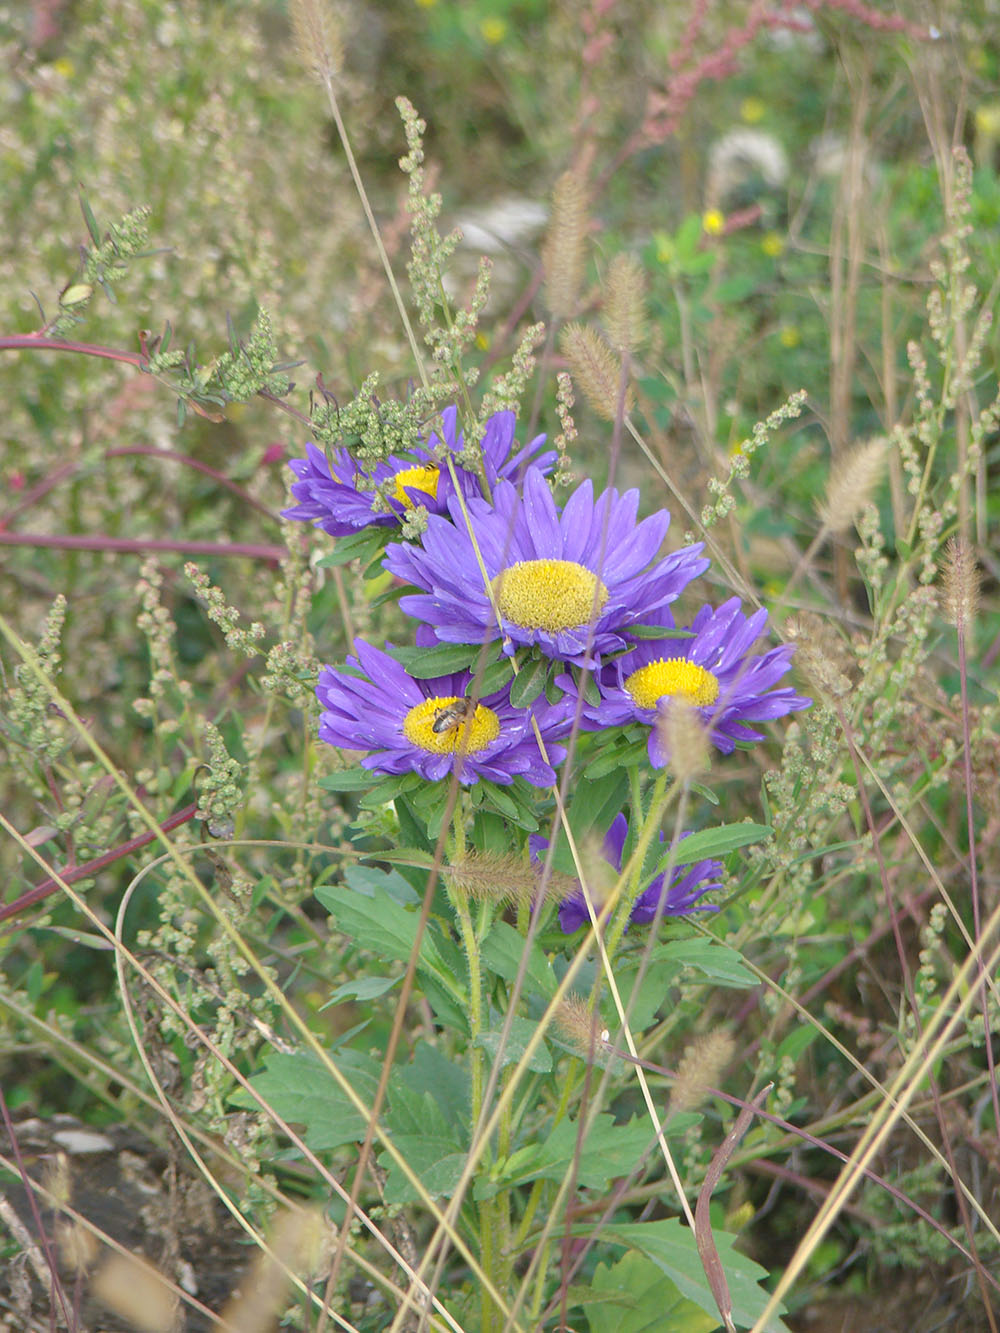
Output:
[
  {"xmin": 702, "ymin": 209, "xmax": 725, "ymax": 236},
  {"xmin": 475, "ymin": 331, "xmax": 491, "ymax": 351},
  {"xmin": 779, "ymin": 324, "xmax": 801, "ymax": 349},
  {"xmin": 740, "ymin": 96, "xmax": 766, "ymax": 124},
  {"xmin": 52, "ymin": 58, "xmax": 75, "ymax": 79},
  {"xmin": 761, "ymin": 231, "xmax": 784, "ymax": 258},
  {"xmin": 974, "ymin": 103, "xmax": 1000, "ymax": 136},
  {"xmin": 654, "ymin": 232, "xmax": 675, "ymax": 265},
  {"xmin": 415, "ymin": 0, "xmax": 437, "ymax": 8},
  {"xmin": 481, "ymin": 16, "xmax": 507, "ymax": 44}
]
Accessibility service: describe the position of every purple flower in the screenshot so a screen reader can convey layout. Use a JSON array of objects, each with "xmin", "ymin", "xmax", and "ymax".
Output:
[
  {"xmin": 534, "ymin": 814, "xmax": 722, "ymax": 934},
  {"xmin": 316, "ymin": 639, "xmax": 569, "ymax": 786},
  {"xmin": 384, "ymin": 468, "xmax": 709, "ymax": 667},
  {"xmin": 571, "ymin": 598, "xmax": 811, "ymax": 767},
  {"xmin": 282, "ymin": 406, "xmax": 554, "ymax": 538}
]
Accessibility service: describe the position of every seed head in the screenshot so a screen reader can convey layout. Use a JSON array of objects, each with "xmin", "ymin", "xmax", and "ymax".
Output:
[
  {"xmin": 942, "ymin": 537, "xmax": 980, "ymax": 643},
  {"xmin": 542, "ymin": 170, "xmax": 589, "ymax": 319},
  {"xmin": 560, "ymin": 322, "xmax": 634, "ymax": 421},
  {"xmin": 668, "ymin": 1029, "xmax": 735, "ymax": 1115},
  {"xmin": 819, "ymin": 436, "xmax": 887, "ymax": 536},
  {"xmin": 603, "ymin": 253, "xmax": 647, "ymax": 356}
]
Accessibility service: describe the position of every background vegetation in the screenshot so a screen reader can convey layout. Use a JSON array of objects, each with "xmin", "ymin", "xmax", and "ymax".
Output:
[{"xmin": 1, "ymin": 0, "xmax": 998, "ymax": 1329}]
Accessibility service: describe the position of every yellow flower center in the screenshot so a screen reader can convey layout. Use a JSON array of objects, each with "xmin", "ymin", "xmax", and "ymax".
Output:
[
  {"xmin": 625, "ymin": 659, "xmax": 720, "ymax": 710},
  {"xmin": 392, "ymin": 464, "xmax": 440, "ymax": 506},
  {"xmin": 402, "ymin": 696, "xmax": 500, "ymax": 755},
  {"xmin": 493, "ymin": 560, "xmax": 608, "ymax": 633}
]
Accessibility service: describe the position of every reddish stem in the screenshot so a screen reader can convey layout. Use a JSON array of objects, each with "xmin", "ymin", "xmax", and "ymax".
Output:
[{"xmin": 0, "ymin": 802, "xmax": 198, "ymax": 925}]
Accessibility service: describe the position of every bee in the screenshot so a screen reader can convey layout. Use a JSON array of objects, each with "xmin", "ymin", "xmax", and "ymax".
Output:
[{"xmin": 431, "ymin": 696, "xmax": 478, "ymax": 735}]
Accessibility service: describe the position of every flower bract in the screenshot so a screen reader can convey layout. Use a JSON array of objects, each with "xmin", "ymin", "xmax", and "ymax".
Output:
[
  {"xmin": 384, "ymin": 468, "xmax": 709, "ymax": 666},
  {"xmin": 316, "ymin": 639, "xmax": 569, "ymax": 786}
]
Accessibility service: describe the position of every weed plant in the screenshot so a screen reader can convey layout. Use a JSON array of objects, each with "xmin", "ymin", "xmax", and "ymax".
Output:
[{"xmin": 1, "ymin": 2, "xmax": 999, "ymax": 1331}]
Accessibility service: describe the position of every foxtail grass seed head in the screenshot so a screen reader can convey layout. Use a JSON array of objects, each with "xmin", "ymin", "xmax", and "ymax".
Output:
[
  {"xmin": 220, "ymin": 1208, "xmax": 328, "ymax": 1333},
  {"xmin": 818, "ymin": 436, "xmax": 887, "ymax": 536},
  {"xmin": 290, "ymin": 0, "xmax": 343, "ymax": 82},
  {"xmin": 659, "ymin": 698, "xmax": 710, "ymax": 782},
  {"xmin": 603, "ymin": 252, "xmax": 647, "ymax": 355},
  {"xmin": 542, "ymin": 170, "xmax": 589, "ymax": 318},
  {"xmin": 785, "ymin": 613, "xmax": 852, "ymax": 699},
  {"xmin": 553, "ymin": 994, "xmax": 609, "ymax": 1057},
  {"xmin": 446, "ymin": 851, "xmax": 538, "ymax": 907},
  {"xmin": 942, "ymin": 537, "xmax": 980, "ymax": 640},
  {"xmin": 560, "ymin": 322, "xmax": 634, "ymax": 421},
  {"xmin": 56, "ymin": 1219, "xmax": 97, "ymax": 1276},
  {"xmin": 92, "ymin": 1253, "xmax": 179, "ymax": 1332},
  {"xmin": 668, "ymin": 1029, "xmax": 736, "ymax": 1115}
]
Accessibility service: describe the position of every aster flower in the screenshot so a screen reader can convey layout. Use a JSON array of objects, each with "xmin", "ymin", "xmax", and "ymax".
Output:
[
  {"xmin": 282, "ymin": 406, "xmax": 554, "ymax": 538},
  {"xmin": 316, "ymin": 639, "xmax": 569, "ymax": 786},
  {"xmin": 384, "ymin": 468, "xmax": 709, "ymax": 668},
  {"xmin": 573, "ymin": 598, "xmax": 810, "ymax": 766},
  {"xmin": 534, "ymin": 814, "xmax": 722, "ymax": 934}
]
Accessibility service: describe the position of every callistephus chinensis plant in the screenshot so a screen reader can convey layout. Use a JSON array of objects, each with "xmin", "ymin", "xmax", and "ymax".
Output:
[{"xmin": 298, "ymin": 392, "xmax": 811, "ymax": 1332}]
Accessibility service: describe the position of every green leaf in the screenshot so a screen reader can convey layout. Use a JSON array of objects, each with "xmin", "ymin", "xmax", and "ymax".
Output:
[
  {"xmin": 324, "ymin": 975, "xmax": 400, "ymax": 1004},
  {"xmin": 658, "ymin": 823, "xmax": 772, "ymax": 864},
  {"xmin": 598, "ymin": 1219, "xmax": 789, "ymax": 1332},
  {"xmin": 240, "ymin": 1049, "xmax": 380, "ymax": 1150},
  {"xmin": 586, "ymin": 1251, "xmax": 717, "ymax": 1333},
  {"xmin": 549, "ymin": 771, "xmax": 630, "ymax": 874},
  {"xmin": 392, "ymin": 1043, "xmax": 471, "ymax": 1134},
  {"xmin": 480, "ymin": 655, "xmax": 515, "ymax": 694},
  {"xmin": 509, "ymin": 654, "xmax": 548, "ymax": 708},
  {"xmin": 584, "ymin": 736, "xmax": 650, "ymax": 780},
  {"xmin": 389, "ymin": 642, "xmax": 479, "ymax": 677},
  {"xmin": 653, "ymin": 939, "xmax": 756, "ymax": 988},
  {"xmin": 475, "ymin": 1015, "xmax": 552, "ymax": 1074},
  {"xmin": 344, "ymin": 863, "xmax": 419, "ymax": 905},
  {"xmin": 317, "ymin": 767, "xmax": 377, "ymax": 792},
  {"xmin": 624, "ymin": 624, "xmax": 695, "ymax": 640},
  {"xmin": 316, "ymin": 884, "xmax": 452, "ymax": 988},
  {"xmin": 316, "ymin": 526, "xmax": 386, "ymax": 569},
  {"xmin": 482, "ymin": 1114, "xmax": 654, "ymax": 1195},
  {"xmin": 481, "ymin": 921, "xmax": 557, "ymax": 1000}
]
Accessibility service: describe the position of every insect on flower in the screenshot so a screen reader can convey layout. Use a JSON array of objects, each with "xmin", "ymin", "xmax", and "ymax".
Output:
[{"xmin": 431, "ymin": 696, "xmax": 478, "ymax": 735}]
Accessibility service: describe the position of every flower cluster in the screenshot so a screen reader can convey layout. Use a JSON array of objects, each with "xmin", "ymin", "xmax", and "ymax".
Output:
[{"xmin": 287, "ymin": 403, "xmax": 810, "ymax": 930}]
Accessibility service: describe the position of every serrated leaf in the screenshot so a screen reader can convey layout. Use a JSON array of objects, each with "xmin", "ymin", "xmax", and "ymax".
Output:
[
  {"xmin": 476, "ymin": 1015, "xmax": 552, "ymax": 1073},
  {"xmin": 316, "ymin": 884, "xmax": 458, "ymax": 999},
  {"xmin": 598, "ymin": 1219, "xmax": 789, "ymax": 1332},
  {"xmin": 324, "ymin": 975, "xmax": 400, "ymax": 1005},
  {"xmin": 239, "ymin": 1048, "xmax": 380, "ymax": 1150},
  {"xmin": 654, "ymin": 938, "xmax": 756, "ymax": 988},
  {"xmin": 481, "ymin": 921, "xmax": 557, "ymax": 999},
  {"xmin": 344, "ymin": 863, "xmax": 419, "ymax": 905},
  {"xmin": 487, "ymin": 1114, "xmax": 653, "ymax": 1194},
  {"xmin": 587, "ymin": 1251, "xmax": 717, "ymax": 1333}
]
